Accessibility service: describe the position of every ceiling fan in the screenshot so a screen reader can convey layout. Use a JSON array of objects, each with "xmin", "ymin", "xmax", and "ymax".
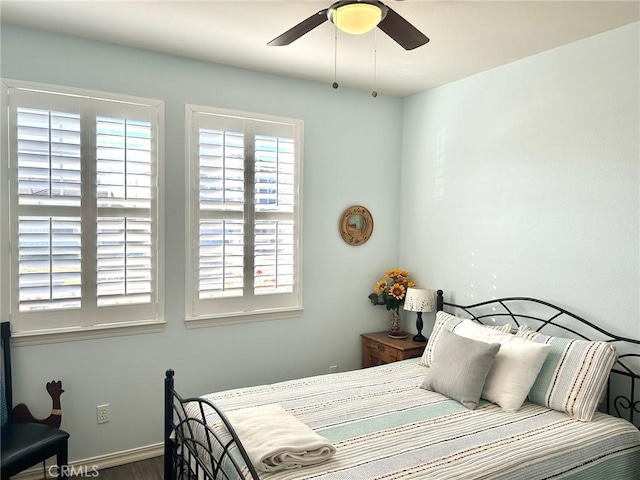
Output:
[{"xmin": 267, "ymin": 0, "xmax": 430, "ymax": 51}]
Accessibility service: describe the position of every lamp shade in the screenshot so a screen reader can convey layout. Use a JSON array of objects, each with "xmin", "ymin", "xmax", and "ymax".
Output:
[
  {"xmin": 403, "ymin": 288, "xmax": 435, "ymax": 313},
  {"xmin": 331, "ymin": 3, "xmax": 383, "ymax": 35}
]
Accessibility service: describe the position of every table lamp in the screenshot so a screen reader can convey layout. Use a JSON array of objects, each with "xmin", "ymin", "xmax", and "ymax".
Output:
[{"xmin": 403, "ymin": 287, "xmax": 435, "ymax": 342}]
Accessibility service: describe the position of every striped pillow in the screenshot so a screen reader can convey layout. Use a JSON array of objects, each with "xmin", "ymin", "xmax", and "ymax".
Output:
[
  {"xmin": 421, "ymin": 311, "xmax": 512, "ymax": 367},
  {"xmin": 487, "ymin": 323, "xmax": 514, "ymax": 334},
  {"xmin": 515, "ymin": 325, "xmax": 617, "ymax": 421}
]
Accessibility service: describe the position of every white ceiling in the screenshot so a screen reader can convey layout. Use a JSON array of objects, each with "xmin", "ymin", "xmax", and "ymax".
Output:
[{"xmin": 1, "ymin": 0, "xmax": 638, "ymax": 97}]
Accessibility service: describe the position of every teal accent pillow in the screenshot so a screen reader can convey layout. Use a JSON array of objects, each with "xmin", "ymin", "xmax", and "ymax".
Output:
[{"xmin": 421, "ymin": 329, "xmax": 501, "ymax": 410}]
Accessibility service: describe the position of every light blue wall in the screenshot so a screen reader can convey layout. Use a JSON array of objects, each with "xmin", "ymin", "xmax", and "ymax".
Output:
[
  {"xmin": 0, "ymin": 24, "xmax": 404, "ymax": 461},
  {"xmin": 400, "ymin": 23, "xmax": 640, "ymax": 340}
]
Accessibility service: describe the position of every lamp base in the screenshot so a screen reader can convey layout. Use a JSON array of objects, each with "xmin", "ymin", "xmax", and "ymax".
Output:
[{"xmin": 414, "ymin": 312, "xmax": 427, "ymax": 343}]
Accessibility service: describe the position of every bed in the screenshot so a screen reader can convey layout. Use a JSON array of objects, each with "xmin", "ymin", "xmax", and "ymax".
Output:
[{"xmin": 164, "ymin": 290, "xmax": 640, "ymax": 479}]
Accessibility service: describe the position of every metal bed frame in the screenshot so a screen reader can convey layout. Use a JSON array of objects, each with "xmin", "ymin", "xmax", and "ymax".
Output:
[
  {"xmin": 436, "ymin": 290, "xmax": 640, "ymax": 428},
  {"xmin": 164, "ymin": 369, "xmax": 259, "ymax": 480},
  {"xmin": 164, "ymin": 291, "xmax": 640, "ymax": 479}
]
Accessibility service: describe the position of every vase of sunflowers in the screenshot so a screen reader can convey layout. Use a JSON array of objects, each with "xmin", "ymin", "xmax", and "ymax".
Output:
[{"xmin": 368, "ymin": 268, "xmax": 416, "ymax": 339}]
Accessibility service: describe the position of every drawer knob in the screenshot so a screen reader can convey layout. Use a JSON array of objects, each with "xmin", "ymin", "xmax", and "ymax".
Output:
[{"xmin": 377, "ymin": 344, "xmax": 385, "ymax": 352}]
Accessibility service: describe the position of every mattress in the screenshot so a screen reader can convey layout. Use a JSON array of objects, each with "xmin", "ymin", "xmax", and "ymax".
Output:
[{"xmin": 189, "ymin": 359, "xmax": 640, "ymax": 480}]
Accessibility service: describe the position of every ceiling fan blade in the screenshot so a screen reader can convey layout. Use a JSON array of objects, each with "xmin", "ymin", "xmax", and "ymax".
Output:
[
  {"xmin": 268, "ymin": 9, "xmax": 329, "ymax": 46},
  {"xmin": 377, "ymin": 5, "xmax": 429, "ymax": 50}
]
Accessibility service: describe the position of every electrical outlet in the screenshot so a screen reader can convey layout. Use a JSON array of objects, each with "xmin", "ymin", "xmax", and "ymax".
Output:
[
  {"xmin": 329, "ymin": 365, "xmax": 338, "ymax": 373},
  {"xmin": 97, "ymin": 404, "xmax": 110, "ymax": 424}
]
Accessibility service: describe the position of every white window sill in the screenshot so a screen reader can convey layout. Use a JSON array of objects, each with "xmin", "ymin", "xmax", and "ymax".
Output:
[
  {"xmin": 185, "ymin": 307, "xmax": 303, "ymax": 329},
  {"xmin": 10, "ymin": 320, "xmax": 166, "ymax": 346}
]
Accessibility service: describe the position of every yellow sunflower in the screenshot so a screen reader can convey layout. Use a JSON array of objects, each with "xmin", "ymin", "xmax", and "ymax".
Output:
[
  {"xmin": 388, "ymin": 283, "xmax": 406, "ymax": 300},
  {"xmin": 386, "ymin": 268, "xmax": 410, "ymax": 279},
  {"xmin": 374, "ymin": 280, "xmax": 388, "ymax": 292},
  {"xmin": 385, "ymin": 268, "xmax": 403, "ymax": 278}
]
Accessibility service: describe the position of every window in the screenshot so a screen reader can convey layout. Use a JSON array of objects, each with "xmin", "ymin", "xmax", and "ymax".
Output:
[
  {"xmin": 185, "ymin": 105, "xmax": 303, "ymax": 326},
  {"xmin": 0, "ymin": 80, "xmax": 164, "ymax": 343}
]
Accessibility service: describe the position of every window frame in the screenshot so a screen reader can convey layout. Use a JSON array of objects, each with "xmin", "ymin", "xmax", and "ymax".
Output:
[
  {"xmin": 184, "ymin": 104, "xmax": 304, "ymax": 328},
  {"xmin": 0, "ymin": 79, "xmax": 165, "ymax": 345}
]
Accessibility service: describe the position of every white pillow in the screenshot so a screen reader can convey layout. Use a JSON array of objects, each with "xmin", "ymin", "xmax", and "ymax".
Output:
[{"xmin": 453, "ymin": 320, "xmax": 551, "ymax": 412}]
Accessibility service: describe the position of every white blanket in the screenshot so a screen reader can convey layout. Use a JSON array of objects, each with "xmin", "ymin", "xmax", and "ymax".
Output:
[{"xmin": 224, "ymin": 403, "xmax": 336, "ymax": 472}]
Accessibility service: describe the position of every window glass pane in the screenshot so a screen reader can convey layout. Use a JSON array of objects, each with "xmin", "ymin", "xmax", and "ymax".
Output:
[
  {"xmin": 18, "ymin": 216, "xmax": 82, "ymax": 311},
  {"xmin": 199, "ymin": 220, "xmax": 244, "ymax": 299}
]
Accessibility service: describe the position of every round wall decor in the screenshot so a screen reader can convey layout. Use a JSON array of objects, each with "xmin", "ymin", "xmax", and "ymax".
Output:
[{"xmin": 339, "ymin": 205, "xmax": 373, "ymax": 246}]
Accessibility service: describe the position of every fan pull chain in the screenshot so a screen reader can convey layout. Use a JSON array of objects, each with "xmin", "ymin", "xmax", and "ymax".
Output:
[
  {"xmin": 372, "ymin": 28, "xmax": 378, "ymax": 98},
  {"xmin": 332, "ymin": 25, "xmax": 339, "ymax": 89}
]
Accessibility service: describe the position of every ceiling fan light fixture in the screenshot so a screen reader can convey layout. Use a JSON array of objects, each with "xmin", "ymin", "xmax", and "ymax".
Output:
[
  {"xmin": 268, "ymin": 0, "xmax": 427, "ymax": 50},
  {"xmin": 331, "ymin": 3, "xmax": 383, "ymax": 35}
]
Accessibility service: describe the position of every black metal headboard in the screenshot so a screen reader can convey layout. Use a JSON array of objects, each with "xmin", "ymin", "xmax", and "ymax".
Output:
[{"xmin": 436, "ymin": 290, "xmax": 640, "ymax": 428}]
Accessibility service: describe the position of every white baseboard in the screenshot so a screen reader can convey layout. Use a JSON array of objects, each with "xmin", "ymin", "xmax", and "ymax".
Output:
[{"xmin": 13, "ymin": 442, "xmax": 163, "ymax": 479}]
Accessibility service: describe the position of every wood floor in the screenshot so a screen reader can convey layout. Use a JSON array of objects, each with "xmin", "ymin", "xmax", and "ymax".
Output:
[{"xmin": 74, "ymin": 456, "xmax": 163, "ymax": 479}]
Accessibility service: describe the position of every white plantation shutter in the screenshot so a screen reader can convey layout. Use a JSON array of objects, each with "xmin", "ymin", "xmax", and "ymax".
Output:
[
  {"xmin": 96, "ymin": 217, "xmax": 152, "ymax": 307},
  {"xmin": 3, "ymin": 81, "xmax": 163, "ymax": 334},
  {"xmin": 198, "ymin": 122, "xmax": 246, "ymax": 301},
  {"xmin": 17, "ymin": 108, "xmax": 82, "ymax": 207},
  {"xmin": 254, "ymin": 134, "xmax": 295, "ymax": 296},
  {"xmin": 186, "ymin": 105, "xmax": 303, "ymax": 323},
  {"xmin": 18, "ymin": 216, "xmax": 82, "ymax": 311},
  {"xmin": 95, "ymin": 115, "xmax": 153, "ymax": 308}
]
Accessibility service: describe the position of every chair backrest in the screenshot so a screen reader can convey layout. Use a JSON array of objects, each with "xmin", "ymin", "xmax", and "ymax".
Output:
[{"xmin": 1, "ymin": 322, "xmax": 12, "ymax": 425}]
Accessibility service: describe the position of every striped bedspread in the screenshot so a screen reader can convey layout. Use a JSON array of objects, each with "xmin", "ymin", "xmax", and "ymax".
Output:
[{"xmin": 191, "ymin": 360, "xmax": 640, "ymax": 480}]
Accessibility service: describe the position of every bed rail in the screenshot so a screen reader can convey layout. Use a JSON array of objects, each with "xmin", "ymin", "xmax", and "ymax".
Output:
[
  {"xmin": 164, "ymin": 370, "xmax": 260, "ymax": 480},
  {"xmin": 436, "ymin": 290, "xmax": 640, "ymax": 428}
]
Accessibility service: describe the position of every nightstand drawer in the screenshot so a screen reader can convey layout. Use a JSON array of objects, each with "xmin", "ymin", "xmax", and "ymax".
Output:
[
  {"xmin": 372, "ymin": 348, "xmax": 398, "ymax": 365},
  {"xmin": 361, "ymin": 332, "xmax": 426, "ymax": 368},
  {"xmin": 364, "ymin": 339, "xmax": 398, "ymax": 365}
]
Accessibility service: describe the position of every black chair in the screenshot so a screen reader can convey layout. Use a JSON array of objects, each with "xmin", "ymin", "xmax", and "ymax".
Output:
[{"xmin": 1, "ymin": 322, "xmax": 70, "ymax": 479}]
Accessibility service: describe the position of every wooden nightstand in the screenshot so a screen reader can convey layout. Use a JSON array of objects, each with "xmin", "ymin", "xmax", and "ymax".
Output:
[{"xmin": 361, "ymin": 331, "xmax": 427, "ymax": 368}]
